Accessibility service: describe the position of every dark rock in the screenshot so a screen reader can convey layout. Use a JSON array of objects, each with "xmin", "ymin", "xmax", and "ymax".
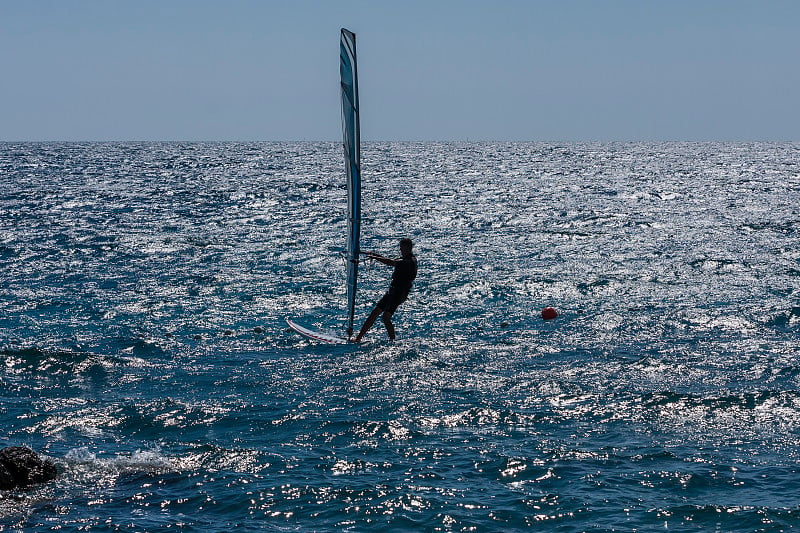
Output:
[
  {"xmin": 0, "ymin": 461, "xmax": 14, "ymax": 489},
  {"xmin": 0, "ymin": 446, "xmax": 58, "ymax": 489}
]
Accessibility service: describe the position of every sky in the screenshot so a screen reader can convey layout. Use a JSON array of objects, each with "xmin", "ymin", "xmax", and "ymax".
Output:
[{"xmin": 1, "ymin": 0, "xmax": 798, "ymax": 141}]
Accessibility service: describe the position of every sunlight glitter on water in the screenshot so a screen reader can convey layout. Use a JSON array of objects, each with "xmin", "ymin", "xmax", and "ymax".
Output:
[{"xmin": 1, "ymin": 141, "xmax": 799, "ymax": 530}]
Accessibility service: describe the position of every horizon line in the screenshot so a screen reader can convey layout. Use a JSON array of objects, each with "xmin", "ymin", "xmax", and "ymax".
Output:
[{"xmin": 2, "ymin": 138, "xmax": 798, "ymax": 144}]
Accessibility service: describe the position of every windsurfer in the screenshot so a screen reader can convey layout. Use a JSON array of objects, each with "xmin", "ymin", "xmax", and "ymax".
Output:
[{"xmin": 352, "ymin": 238, "xmax": 417, "ymax": 342}]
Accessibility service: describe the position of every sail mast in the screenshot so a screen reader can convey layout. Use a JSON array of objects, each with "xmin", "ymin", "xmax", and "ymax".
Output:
[{"xmin": 340, "ymin": 28, "xmax": 361, "ymax": 337}]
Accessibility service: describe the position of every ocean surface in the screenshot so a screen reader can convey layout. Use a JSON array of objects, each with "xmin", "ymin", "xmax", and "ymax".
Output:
[{"xmin": 1, "ymin": 141, "xmax": 799, "ymax": 531}]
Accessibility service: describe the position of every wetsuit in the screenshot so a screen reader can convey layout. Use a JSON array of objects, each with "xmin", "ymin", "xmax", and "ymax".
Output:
[{"xmin": 376, "ymin": 254, "xmax": 418, "ymax": 313}]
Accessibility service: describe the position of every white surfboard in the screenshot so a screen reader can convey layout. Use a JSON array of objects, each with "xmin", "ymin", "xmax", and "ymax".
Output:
[{"xmin": 286, "ymin": 318, "xmax": 349, "ymax": 344}]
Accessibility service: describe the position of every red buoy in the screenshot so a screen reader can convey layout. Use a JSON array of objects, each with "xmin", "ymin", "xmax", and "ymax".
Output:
[{"xmin": 541, "ymin": 307, "xmax": 558, "ymax": 320}]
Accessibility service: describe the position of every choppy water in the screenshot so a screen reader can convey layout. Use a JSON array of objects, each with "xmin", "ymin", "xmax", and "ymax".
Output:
[{"xmin": 1, "ymin": 141, "xmax": 799, "ymax": 531}]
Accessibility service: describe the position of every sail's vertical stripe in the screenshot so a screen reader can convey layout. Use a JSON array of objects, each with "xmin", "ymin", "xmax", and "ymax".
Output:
[{"xmin": 340, "ymin": 28, "xmax": 361, "ymax": 336}]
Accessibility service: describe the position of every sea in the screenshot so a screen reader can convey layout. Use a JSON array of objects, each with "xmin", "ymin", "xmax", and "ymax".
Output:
[{"xmin": 1, "ymin": 141, "xmax": 799, "ymax": 532}]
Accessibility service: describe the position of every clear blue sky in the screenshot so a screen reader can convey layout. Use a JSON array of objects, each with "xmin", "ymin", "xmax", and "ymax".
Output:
[{"xmin": 1, "ymin": 0, "xmax": 797, "ymax": 141}]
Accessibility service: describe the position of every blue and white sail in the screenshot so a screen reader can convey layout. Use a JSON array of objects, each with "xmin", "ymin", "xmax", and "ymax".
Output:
[{"xmin": 340, "ymin": 28, "xmax": 361, "ymax": 337}]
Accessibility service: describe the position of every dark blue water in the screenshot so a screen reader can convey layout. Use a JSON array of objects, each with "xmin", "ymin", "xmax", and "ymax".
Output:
[{"xmin": 1, "ymin": 142, "xmax": 799, "ymax": 531}]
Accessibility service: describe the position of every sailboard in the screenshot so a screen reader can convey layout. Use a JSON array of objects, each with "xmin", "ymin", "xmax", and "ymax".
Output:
[
  {"xmin": 287, "ymin": 28, "xmax": 362, "ymax": 344},
  {"xmin": 286, "ymin": 318, "xmax": 349, "ymax": 344}
]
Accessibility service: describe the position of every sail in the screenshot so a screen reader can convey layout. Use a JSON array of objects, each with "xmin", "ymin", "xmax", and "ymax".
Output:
[{"xmin": 340, "ymin": 28, "xmax": 361, "ymax": 337}]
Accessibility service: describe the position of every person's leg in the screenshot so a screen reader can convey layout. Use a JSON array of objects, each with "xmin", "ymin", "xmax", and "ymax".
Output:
[
  {"xmin": 353, "ymin": 306, "xmax": 381, "ymax": 342},
  {"xmin": 381, "ymin": 311, "xmax": 395, "ymax": 340}
]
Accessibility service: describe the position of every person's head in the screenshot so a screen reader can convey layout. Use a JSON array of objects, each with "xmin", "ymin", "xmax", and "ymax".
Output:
[{"xmin": 399, "ymin": 238, "xmax": 413, "ymax": 256}]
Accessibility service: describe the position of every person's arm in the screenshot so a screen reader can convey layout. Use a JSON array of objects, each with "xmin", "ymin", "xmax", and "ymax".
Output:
[{"xmin": 364, "ymin": 252, "xmax": 397, "ymax": 267}]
